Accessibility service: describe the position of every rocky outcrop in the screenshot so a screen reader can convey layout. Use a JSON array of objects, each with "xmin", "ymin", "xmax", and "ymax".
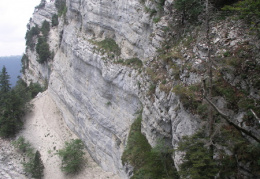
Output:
[
  {"xmin": 23, "ymin": 0, "xmax": 260, "ymax": 178},
  {"xmin": 0, "ymin": 139, "xmax": 27, "ymax": 179},
  {"xmin": 23, "ymin": 1, "xmax": 200, "ymax": 177},
  {"xmin": 23, "ymin": 3, "xmax": 58, "ymax": 85}
]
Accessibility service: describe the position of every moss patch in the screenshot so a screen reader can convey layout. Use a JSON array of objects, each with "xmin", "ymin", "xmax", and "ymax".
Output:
[
  {"xmin": 172, "ymin": 83, "xmax": 202, "ymax": 114},
  {"xmin": 93, "ymin": 38, "xmax": 121, "ymax": 56},
  {"xmin": 116, "ymin": 58, "xmax": 143, "ymax": 69},
  {"xmin": 125, "ymin": 58, "xmax": 143, "ymax": 68}
]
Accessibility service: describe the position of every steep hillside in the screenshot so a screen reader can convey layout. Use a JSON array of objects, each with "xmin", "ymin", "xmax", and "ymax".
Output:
[
  {"xmin": 0, "ymin": 91, "xmax": 119, "ymax": 179},
  {"xmin": 22, "ymin": 0, "xmax": 260, "ymax": 178}
]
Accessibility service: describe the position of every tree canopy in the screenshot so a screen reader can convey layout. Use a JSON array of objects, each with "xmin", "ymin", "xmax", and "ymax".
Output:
[
  {"xmin": 0, "ymin": 67, "xmax": 43, "ymax": 138},
  {"xmin": 223, "ymin": 0, "xmax": 260, "ymax": 34},
  {"xmin": 173, "ymin": 0, "xmax": 204, "ymax": 24}
]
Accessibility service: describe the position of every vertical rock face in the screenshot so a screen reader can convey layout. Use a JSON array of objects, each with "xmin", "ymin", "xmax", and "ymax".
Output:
[
  {"xmin": 47, "ymin": 1, "xmax": 150, "ymax": 176},
  {"xmin": 48, "ymin": 43, "xmax": 142, "ymax": 176},
  {"xmin": 23, "ymin": 0, "xmax": 201, "ymax": 178},
  {"xmin": 23, "ymin": 0, "xmax": 260, "ymax": 177},
  {"xmin": 67, "ymin": 0, "xmax": 156, "ymax": 59}
]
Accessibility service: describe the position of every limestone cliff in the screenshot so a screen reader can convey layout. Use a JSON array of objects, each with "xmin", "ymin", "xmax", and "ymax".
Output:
[{"xmin": 23, "ymin": 0, "xmax": 260, "ymax": 178}]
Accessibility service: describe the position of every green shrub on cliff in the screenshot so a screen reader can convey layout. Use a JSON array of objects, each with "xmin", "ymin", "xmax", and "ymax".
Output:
[
  {"xmin": 222, "ymin": 0, "xmax": 260, "ymax": 20},
  {"xmin": 33, "ymin": 20, "xmax": 52, "ymax": 64},
  {"xmin": 95, "ymin": 38, "xmax": 121, "ymax": 56},
  {"xmin": 55, "ymin": 0, "xmax": 67, "ymax": 17},
  {"xmin": 35, "ymin": 0, "xmax": 46, "ymax": 10},
  {"xmin": 173, "ymin": 0, "xmax": 204, "ymax": 24},
  {"xmin": 222, "ymin": 0, "xmax": 260, "ymax": 34},
  {"xmin": 122, "ymin": 114, "xmax": 179, "ymax": 179},
  {"xmin": 52, "ymin": 14, "xmax": 59, "ymax": 27},
  {"xmin": 21, "ymin": 54, "xmax": 29, "ymax": 74},
  {"xmin": 178, "ymin": 131, "xmax": 218, "ymax": 179},
  {"xmin": 25, "ymin": 20, "xmax": 51, "ymax": 57},
  {"xmin": 125, "ymin": 58, "xmax": 143, "ymax": 68},
  {"xmin": 178, "ymin": 128, "xmax": 260, "ymax": 178},
  {"xmin": 41, "ymin": 20, "xmax": 50, "ymax": 38},
  {"xmin": 12, "ymin": 136, "xmax": 33, "ymax": 155},
  {"xmin": 27, "ymin": 82, "xmax": 44, "ymax": 98},
  {"xmin": 36, "ymin": 37, "xmax": 51, "ymax": 64},
  {"xmin": 25, "ymin": 26, "xmax": 40, "ymax": 50}
]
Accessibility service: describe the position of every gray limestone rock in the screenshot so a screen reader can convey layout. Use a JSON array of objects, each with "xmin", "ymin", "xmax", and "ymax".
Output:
[{"xmin": 22, "ymin": 1, "xmax": 200, "ymax": 177}]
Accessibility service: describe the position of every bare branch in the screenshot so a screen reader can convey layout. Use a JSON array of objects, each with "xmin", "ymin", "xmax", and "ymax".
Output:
[
  {"xmin": 204, "ymin": 97, "xmax": 230, "ymax": 119},
  {"xmin": 211, "ymin": 123, "xmax": 225, "ymax": 139},
  {"xmin": 202, "ymin": 79, "xmax": 260, "ymax": 143},
  {"xmin": 204, "ymin": 96, "xmax": 260, "ymax": 143},
  {"xmin": 250, "ymin": 109, "xmax": 260, "ymax": 123}
]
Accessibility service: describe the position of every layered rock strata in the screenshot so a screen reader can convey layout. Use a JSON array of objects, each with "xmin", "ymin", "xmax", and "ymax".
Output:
[{"xmin": 23, "ymin": 0, "xmax": 215, "ymax": 178}]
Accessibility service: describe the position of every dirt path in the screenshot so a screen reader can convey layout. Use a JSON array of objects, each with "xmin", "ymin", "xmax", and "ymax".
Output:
[{"xmin": 1, "ymin": 91, "xmax": 120, "ymax": 179}]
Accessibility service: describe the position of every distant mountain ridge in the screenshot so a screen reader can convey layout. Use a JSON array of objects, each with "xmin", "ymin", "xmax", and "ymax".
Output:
[{"xmin": 0, "ymin": 56, "xmax": 22, "ymax": 87}]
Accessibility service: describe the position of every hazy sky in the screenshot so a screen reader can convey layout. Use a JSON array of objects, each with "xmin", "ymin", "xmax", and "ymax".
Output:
[{"xmin": 0, "ymin": 0, "xmax": 41, "ymax": 56}]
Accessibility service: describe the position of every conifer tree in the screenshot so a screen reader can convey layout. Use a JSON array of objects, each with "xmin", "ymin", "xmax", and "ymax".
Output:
[
  {"xmin": 0, "ymin": 66, "xmax": 11, "ymax": 94},
  {"xmin": 57, "ymin": 139, "xmax": 85, "ymax": 174},
  {"xmin": 0, "ymin": 66, "xmax": 13, "ymax": 137},
  {"xmin": 0, "ymin": 89, "xmax": 23, "ymax": 137},
  {"xmin": 32, "ymin": 150, "xmax": 44, "ymax": 179},
  {"xmin": 0, "ymin": 71, "xmax": 31, "ymax": 137},
  {"xmin": 0, "ymin": 66, "xmax": 9, "ymax": 110},
  {"xmin": 173, "ymin": 0, "xmax": 204, "ymax": 24}
]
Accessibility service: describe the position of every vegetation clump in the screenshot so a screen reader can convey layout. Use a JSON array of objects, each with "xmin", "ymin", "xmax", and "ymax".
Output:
[
  {"xmin": 94, "ymin": 38, "xmax": 121, "ymax": 57},
  {"xmin": 56, "ymin": 139, "xmax": 85, "ymax": 174},
  {"xmin": 0, "ymin": 67, "xmax": 43, "ymax": 138},
  {"xmin": 36, "ymin": 37, "xmax": 51, "ymax": 64},
  {"xmin": 223, "ymin": 0, "xmax": 260, "ymax": 33},
  {"xmin": 12, "ymin": 136, "xmax": 33, "ymax": 154},
  {"xmin": 52, "ymin": 14, "xmax": 59, "ymax": 27},
  {"xmin": 137, "ymin": 0, "xmax": 260, "ymax": 178},
  {"xmin": 0, "ymin": 69, "xmax": 28, "ymax": 137},
  {"xmin": 25, "ymin": 26, "xmax": 40, "ymax": 50},
  {"xmin": 25, "ymin": 20, "xmax": 51, "ymax": 64},
  {"xmin": 13, "ymin": 137, "xmax": 44, "ymax": 179},
  {"xmin": 173, "ymin": 0, "xmax": 204, "ymax": 24},
  {"xmin": 122, "ymin": 114, "xmax": 179, "ymax": 179},
  {"xmin": 178, "ymin": 131, "xmax": 218, "ymax": 179},
  {"xmin": 124, "ymin": 58, "xmax": 143, "ymax": 68},
  {"xmin": 55, "ymin": 0, "xmax": 67, "ymax": 17},
  {"xmin": 21, "ymin": 54, "xmax": 29, "ymax": 74},
  {"xmin": 32, "ymin": 151, "xmax": 45, "ymax": 179},
  {"xmin": 41, "ymin": 20, "xmax": 50, "ymax": 38},
  {"xmin": 28, "ymin": 82, "xmax": 45, "ymax": 98},
  {"xmin": 172, "ymin": 83, "xmax": 202, "ymax": 114},
  {"xmin": 178, "ymin": 128, "xmax": 260, "ymax": 178},
  {"xmin": 35, "ymin": 0, "xmax": 46, "ymax": 10}
]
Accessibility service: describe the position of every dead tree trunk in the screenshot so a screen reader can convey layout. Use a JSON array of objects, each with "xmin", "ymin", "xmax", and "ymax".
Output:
[{"xmin": 205, "ymin": 0, "xmax": 214, "ymax": 161}]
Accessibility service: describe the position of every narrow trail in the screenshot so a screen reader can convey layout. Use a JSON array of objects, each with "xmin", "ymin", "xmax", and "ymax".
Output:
[{"xmin": 0, "ymin": 91, "xmax": 120, "ymax": 179}]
